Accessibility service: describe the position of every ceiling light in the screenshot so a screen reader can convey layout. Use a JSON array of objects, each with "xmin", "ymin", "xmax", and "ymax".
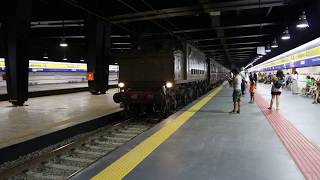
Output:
[
  {"xmin": 60, "ymin": 38, "xmax": 68, "ymax": 47},
  {"xmin": 281, "ymin": 27, "xmax": 291, "ymax": 40},
  {"xmin": 271, "ymin": 38, "xmax": 278, "ymax": 48},
  {"xmin": 265, "ymin": 45, "xmax": 271, "ymax": 53},
  {"xmin": 43, "ymin": 52, "xmax": 49, "ymax": 59},
  {"xmin": 62, "ymin": 55, "xmax": 68, "ymax": 61},
  {"xmin": 80, "ymin": 56, "xmax": 85, "ymax": 62},
  {"xmin": 296, "ymin": 11, "xmax": 309, "ymax": 29}
]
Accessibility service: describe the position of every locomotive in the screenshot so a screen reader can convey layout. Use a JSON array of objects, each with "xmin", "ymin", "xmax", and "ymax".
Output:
[{"xmin": 113, "ymin": 39, "xmax": 228, "ymax": 115}]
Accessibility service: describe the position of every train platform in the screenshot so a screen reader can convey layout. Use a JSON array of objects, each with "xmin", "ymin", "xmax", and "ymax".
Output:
[
  {"xmin": 0, "ymin": 89, "xmax": 121, "ymax": 150},
  {"xmin": 72, "ymin": 83, "xmax": 320, "ymax": 180},
  {"xmin": 0, "ymin": 83, "xmax": 88, "ymax": 95}
]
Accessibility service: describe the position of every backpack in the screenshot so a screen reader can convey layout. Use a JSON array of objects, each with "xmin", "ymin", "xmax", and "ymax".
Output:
[{"xmin": 274, "ymin": 79, "xmax": 283, "ymax": 89}]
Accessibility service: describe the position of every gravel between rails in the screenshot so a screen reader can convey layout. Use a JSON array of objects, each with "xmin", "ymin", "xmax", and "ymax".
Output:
[{"xmin": 0, "ymin": 120, "xmax": 154, "ymax": 180}]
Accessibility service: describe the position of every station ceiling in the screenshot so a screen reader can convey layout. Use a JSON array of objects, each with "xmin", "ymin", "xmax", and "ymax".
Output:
[{"xmin": 2, "ymin": 0, "xmax": 320, "ymax": 67}]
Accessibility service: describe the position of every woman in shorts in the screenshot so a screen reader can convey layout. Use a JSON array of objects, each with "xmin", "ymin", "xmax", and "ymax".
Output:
[{"xmin": 268, "ymin": 70, "xmax": 284, "ymax": 110}]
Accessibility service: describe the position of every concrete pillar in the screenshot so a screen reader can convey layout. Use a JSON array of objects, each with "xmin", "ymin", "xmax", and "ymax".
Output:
[
  {"xmin": 4, "ymin": 0, "xmax": 32, "ymax": 106},
  {"xmin": 86, "ymin": 15, "xmax": 110, "ymax": 94}
]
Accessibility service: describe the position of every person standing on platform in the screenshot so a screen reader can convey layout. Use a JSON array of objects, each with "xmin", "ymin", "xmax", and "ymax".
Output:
[
  {"xmin": 268, "ymin": 70, "xmax": 285, "ymax": 110},
  {"xmin": 285, "ymin": 73, "xmax": 292, "ymax": 89},
  {"xmin": 248, "ymin": 72, "xmax": 257, "ymax": 101},
  {"xmin": 254, "ymin": 72, "xmax": 258, "ymax": 83},
  {"xmin": 292, "ymin": 71, "xmax": 299, "ymax": 94},
  {"xmin": 239, "ymin": 67, "xmax": 247, "ymax": 96},
  {"xmin": 312, "ymin": 77, "xmax": 320, "ymax": 104},
  {"xmin": 227, "ymin": 69, "xmax": 242, "ymax": 114},
  {"xmin": 249, "ymin": 76, "xmax": 256, "ymax": 103}
]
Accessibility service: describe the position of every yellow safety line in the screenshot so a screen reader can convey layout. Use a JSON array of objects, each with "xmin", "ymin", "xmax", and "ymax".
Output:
[{"xmin": 92, "ymin": 85, "xmax": 223, "ymax": 180}]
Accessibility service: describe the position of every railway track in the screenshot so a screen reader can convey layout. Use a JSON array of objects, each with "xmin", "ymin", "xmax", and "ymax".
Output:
[{"xmin": 0, "ymin": 120, "xmax": 153, "ymax": 180}]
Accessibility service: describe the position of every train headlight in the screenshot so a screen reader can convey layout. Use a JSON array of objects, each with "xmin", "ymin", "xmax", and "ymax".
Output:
[
  {"xmin": 165, "ymin": 82, "xmax": 173, "ymax": 88},
  {"xmin": 118, "ymin": 82, "xmax": 125, "ymax": 88}
]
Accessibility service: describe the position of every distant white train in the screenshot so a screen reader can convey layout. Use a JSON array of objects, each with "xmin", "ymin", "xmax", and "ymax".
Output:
[{"xmin": 0, "ymin": 58, "xmax": 119, "ymax": 89}]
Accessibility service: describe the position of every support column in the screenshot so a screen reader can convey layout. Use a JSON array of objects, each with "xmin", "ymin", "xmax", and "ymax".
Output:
[
  {"xmin": 86, "ymin": 15, "xmax": 110, "ymax": 94},
  {"xmin": 4, "ymin": 0, "xmax": 32, "ymax": 106}
]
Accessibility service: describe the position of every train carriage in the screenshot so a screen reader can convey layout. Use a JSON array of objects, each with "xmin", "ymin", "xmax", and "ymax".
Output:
[{"xmin": 113, "ymin": 39, "xmax": 229, "ymax": 115}]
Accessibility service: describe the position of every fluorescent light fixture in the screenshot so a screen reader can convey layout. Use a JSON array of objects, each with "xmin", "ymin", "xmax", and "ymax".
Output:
[
  {"xmin": 209, "ymin": 11, "xmax": 221, "ymax": 16},
  {"xmin": 111, "ymin": 35, "xmax": 131, "ymax": 38},
  {"xmin": 62, "ymin": 56, "xmax": 68, "ymax": 61},
  {"xmin": 281, "ymin": 27, "xmax": 291, "ymax": 40},
  {"xmin": 43, "ymin": 56, "xmax": 49, "ymax": 59},
  {"xmin": 80, "ymin": 59, "xmax": 85, "ymax": 62},
  {"xmin": 59, "ymin": 38, "xmax": 68, "ymax": 47},
  {"xmin": 111, "ymin": 47, "xmax": 131, "ymax": 50},
  {"xmin": 112, "ymin": 42, "xmax": 132, "ymax": 45},
  {"xmin": 296, "ymin": 11, "xmax": 309, "ymax": 29},
  {"xmin": 271, "ymin": 38, "xmax": 278, "ymax": 48}
]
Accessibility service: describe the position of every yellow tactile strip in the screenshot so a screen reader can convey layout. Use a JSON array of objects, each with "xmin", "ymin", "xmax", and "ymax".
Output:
[{"xmin": 92, "ymin": 85, "xmax": 223, "ymax": 180}]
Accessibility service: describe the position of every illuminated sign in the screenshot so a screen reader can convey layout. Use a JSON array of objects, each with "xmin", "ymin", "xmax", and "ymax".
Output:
[{"xmin": 86, "ymin": 72, "xmax": 94, "ymax": 81}]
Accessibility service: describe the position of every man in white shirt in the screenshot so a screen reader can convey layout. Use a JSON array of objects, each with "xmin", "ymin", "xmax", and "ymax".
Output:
[{"xmin": 227, "ymin": 69, "xmax": 242, "ymax": 114}]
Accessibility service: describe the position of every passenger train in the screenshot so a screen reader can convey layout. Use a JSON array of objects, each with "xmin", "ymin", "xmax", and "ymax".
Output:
[
  {"xmin": 0, "ymin": 58, "xmax": 119, "ymax": 92},
  {"xmin": 248, "ymin": 37, "xmax": 320, "ymax": 88},
  {"xmin": 113, "ymin": 39, "xmax": 229, "ymax": 115}
]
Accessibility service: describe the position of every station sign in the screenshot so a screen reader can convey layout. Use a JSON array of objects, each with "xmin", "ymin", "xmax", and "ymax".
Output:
[{"xmin": 86, "ymin": 72, "xmax": 94, "ymax": 81}]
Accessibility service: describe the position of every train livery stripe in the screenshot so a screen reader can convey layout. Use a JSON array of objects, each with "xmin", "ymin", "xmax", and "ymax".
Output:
[
  {"xmin": 0, "ymin": 59, "xmax": 119, "ymax": 73},
  {"xmin": 91, "ymin": 85, "xmax": 224, "ymax": 180}
]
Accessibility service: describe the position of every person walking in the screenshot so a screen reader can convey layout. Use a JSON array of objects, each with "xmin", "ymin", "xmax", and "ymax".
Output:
[
  {"xmin": 292, "ymin": 71, "xmax": 299, "ymax": 94},
  {"xmin": 249, "ymin": 76, "xmax": 257, "ymax": 103},
  {"xmin": 239, "ymin": 67, "xmax": 247, "ymax": 96},
  {"xmin": 268, "ymin": 70, "xmax": 285, "ymax": 110},
  {"xmin": 227, "ymin": 69, "xmax": 242, "ymax": 114},
  {"xmin": 253, "ymin": 72, "xmax": 258, "ymax": 83}
]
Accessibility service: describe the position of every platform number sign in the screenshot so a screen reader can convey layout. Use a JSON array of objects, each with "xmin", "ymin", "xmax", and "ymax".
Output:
[{"xmin": 86, "ymin": 72, "xmax": 94, "ymax": 81}]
